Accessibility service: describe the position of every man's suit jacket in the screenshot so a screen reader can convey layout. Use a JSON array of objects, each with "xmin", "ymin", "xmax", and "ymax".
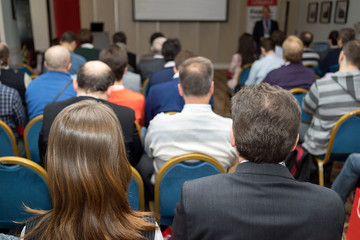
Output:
[
  {"xmin": 38, "ymin": 96, "xmax": 143, "ymax": 166},
  {"xmin": 172, "ymin": 162, "xmax": 345, "ymax": 240},
  {"xmin": 137, "ymin": 58, "xmax": 165, "ymax": 83},
  {"xmin": 253, "ymin": 19, "xmax": 279, "ymax": 44}
]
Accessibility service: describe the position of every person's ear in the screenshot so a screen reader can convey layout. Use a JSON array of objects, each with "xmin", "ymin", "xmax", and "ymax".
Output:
[
  {"xmin": 73, "ymin": 79, "xmax": 78, "ymax": 92},
  {"xmin": 67, "ymin": 63, "xmax": 72, "ymax": 71},
  {"xmin": 230, "ymin": 127, "xmax": 236, "ymax": 147},
  {"xmin": 106, "ymin": 86, "xmax": 112, "ymax": 97},
  {"xmin": 338, "ymin": 50, "xmax": 345, "ymax": 65},
  {"xmin": 291, "ymin": 134, "xmax": 299, "ymax": 152},
  {"xmin": 178, "ymin": 83, "xmax": 184, "ymax": 96}
]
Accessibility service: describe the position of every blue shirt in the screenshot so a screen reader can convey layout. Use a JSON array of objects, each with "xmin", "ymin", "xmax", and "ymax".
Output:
[
  {"xmin": 69, "ymin": 51, "xmax": 86, "ymax": 76},
  {"xmin": 26, "ymin": 71, "xmax": 77, "ymax": 120}
]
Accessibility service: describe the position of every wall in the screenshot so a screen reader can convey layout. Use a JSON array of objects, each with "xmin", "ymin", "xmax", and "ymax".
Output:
[{"xmin": 30, "ymin": 0, "xmax": 50, "ymax": 52}]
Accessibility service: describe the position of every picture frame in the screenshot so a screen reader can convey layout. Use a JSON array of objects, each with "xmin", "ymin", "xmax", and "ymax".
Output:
[
  {"xmin": 320, "ymin": 2, "xmax": 332, "ymax": 23},
  {"xmin": 307, "ymin": 3, "xmax": 318, "ymax": 24},
  {"xmin": 334, "ymin": 0, "xmax": 349, "ymax": 24}
]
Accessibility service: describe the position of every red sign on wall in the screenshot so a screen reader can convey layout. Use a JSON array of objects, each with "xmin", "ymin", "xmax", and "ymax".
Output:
[{"xmin": 247, "ymin": 0, "xmax": 277, "ymax": 7}]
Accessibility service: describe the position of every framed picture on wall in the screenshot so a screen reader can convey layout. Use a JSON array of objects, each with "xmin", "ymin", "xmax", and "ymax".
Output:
[
  {"xmin": 307, "ymin": 3, "xmax": 318, "ymax": 23},
  {"xmin": 320, "ymin": 2, "xmax": 332, "ymax": 23},
  {"xmin": 334, "ymin": 0, "xmax": 349, "ymax": 24}
]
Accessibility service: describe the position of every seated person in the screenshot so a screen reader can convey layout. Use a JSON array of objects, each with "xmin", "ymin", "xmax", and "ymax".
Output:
[
  {"xmin": 74, "ymin": 29, "xmax": 101, "ymax": 61},
  {"xmin": 300, "ymin": 31, "xmax": 320, "ymax": 67},
  {"xmin": 112, "ymin": 31, "xmax": 137, "ymax": 71},
  {"xmin": 100, "ymin": 45, "xmax": 145, "ymax": 126},
  {"xmin": 139, "ymin": 32, "xmax": 165, "ymax": 62},
  {"xmin": 22, "ymin": 100, "xmax": 161, "ymax": 239}
]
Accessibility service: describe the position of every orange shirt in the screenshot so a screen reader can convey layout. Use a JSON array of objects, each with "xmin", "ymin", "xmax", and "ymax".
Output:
[{"xmin": 109, "ymin": 86, "xmax": 145, "ymax": 126}]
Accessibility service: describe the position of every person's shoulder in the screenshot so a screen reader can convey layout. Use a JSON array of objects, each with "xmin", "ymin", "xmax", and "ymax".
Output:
[
  {"xmin": 104, "ymin": 99, "xmax": 135, "ymax": 115},
  {"xmin": 71, "ymin": 51, "xmax": 86, "ymax": 62},
  {"xmin": 182, "ymin": 172, "xmax": 228, "ymax": 193}
]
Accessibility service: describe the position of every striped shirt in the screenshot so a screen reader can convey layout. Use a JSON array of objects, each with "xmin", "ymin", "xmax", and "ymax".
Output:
[
  {"xmin": 302, "ymin": 48, "xmax": 320, "ymax": 67},
  {"xmin": 302, "ymin": 70, "xmax": 360, "ymax": 155}
]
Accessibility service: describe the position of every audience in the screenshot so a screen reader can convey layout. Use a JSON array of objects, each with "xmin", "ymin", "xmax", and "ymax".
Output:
[
  {"xmin": 113, "ymin": 31, "xmax": 137, "ymax": 72},
  {"xmin": 263, "ymin": 35, "xmax": 316, "ymax": 90},
  {"xmin": 23, "ymin": 100, "xmax": 161, "ymax": 239},
  {"xmin": 300, "ymin": 31, "xmax": 320, "ymax": 67},
  {"xmin": 38, "ymin": 61, "xmax": 142, "ymax": 166},
  {"xmin": 139, "ymin": 32, "xmax": 165, "ymax": 62},
  {"xmin": 271, "ymin": 30, "xmax": 285, "ymax": 58},
  {"xmin": 320, "ymin": 30, "xmax": 339, "ymax": 60},
  {"xmin": 0, "ymin": 41, "xmax": 31, "ymax": 107},
  {"xmin": 99, "ymin": 45, "xmax": 145, "ymax": 127},
  {"xmin": 74, "ymin": 28, "xmax": 101, "ymax": 61},
  {"xmin": 145, "ymin": 38, "xmax": 181, "ymax": 96},
  {"xmin": 227, "ymin": 33, "xmax": 258, "ymax": 90},
  {"xmin": 245, "ymin": 38, "xmax": 283, "ymax": 85},
  {"xmin": 26, "ymin": 45, "xmax": 76, "ymax": 120},
  {"xmin": 172, "ymin": 83, "xmax": 345, "ymax": 240}
]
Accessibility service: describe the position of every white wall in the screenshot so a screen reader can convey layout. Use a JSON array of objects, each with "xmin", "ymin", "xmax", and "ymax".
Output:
[
  {"xmin": 296, "ymin": 0, "xmax": 359, "ymax": 42},
  {"xmin": 29, "ymin": 0, "xmax": 50, "ymax": 52}
]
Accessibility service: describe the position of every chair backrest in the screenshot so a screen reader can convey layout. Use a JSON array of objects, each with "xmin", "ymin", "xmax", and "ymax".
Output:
[
  {"xmin": 127, "ymin": 167, "xmax": 145, "ymax": 211},
  {"xmin": 24, "ymin": 115, "xmax": 43, "ymax": 164},
  {"xmin": 0, "ymin": 120, "xmax": 19, "ymax": 157},
  {"xmin": 154, "ymin": 153, "xmax": 225, "ymax": 226},
  {"xmin": 14, "ymin": 63, "xmax": 35, "ymax": 76},
  {"xmin": 329, "ymin": 64, "xmax": 339, "ymax": 73},
  {"xmin": 237, "ymin": 63, "xmax": 252, "ymax": 86},
  {"xmin": 142, "ymin": 78, "xmax": 150, "ymax": 96},
  {"xmin": 288, "ymin": 88, "xmax": 312, "ymax": 123},
  {"xmin": 0, "ymin": 157, "xmax": 51, "ymax": 229},
  {"xmin": 323, "ymin": 109, "xmax": 360, "ymax": 163}
]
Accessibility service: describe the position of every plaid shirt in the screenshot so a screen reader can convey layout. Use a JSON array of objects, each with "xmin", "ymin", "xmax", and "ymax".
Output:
[{"xmin": 0, "ymin": 83, "xmax": 27, "ymax": 140}]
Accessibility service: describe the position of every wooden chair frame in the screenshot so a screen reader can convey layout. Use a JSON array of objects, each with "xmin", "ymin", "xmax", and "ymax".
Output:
[
  {"xmin": 0, "ymin": 120, "xmax": 19, "ymax": 156},
  {"xmin": 15, "ymin": 63, "xmax": 36, "ymax": 75},
  {"xmin": 130, "ymin": 166, "xmax": 145, "ymax": 211},
  {"xmin": 24, "ymin": 115, "xmax": 43, "ymax": 161}
]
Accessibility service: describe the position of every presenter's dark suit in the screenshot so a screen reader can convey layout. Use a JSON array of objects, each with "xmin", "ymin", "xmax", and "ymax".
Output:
[
  {"xmin": 38, "ymin": 96, "xmax": 143, "ymax": 166},
  {"xmin": 172, "ymin": 162, "xmax": 345, "ymax": 240},
  {"xmin": 253, "ymin": 19, "xmax": 279, "ymax": 49}
]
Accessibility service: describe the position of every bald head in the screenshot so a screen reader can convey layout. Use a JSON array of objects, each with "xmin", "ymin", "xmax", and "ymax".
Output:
[
  {"xmin": 44, "ymin": 45, "xmax": 71, "ymax": 71},
  {"xmin": 152, "ymin": 37, "xmax": 167, "ymax": 54},
  {"xmin": 0, "ymin": 41, "xmax": 10, "ymax": 66},
  {"xmin": 77, "ymin": 61, "xmax": 115, "ymax": 93}
]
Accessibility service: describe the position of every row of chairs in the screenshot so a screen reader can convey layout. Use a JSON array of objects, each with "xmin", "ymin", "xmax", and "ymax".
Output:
[{"xmin": 0, "ymin": 153, "xmax": 223, "ymax": 229}]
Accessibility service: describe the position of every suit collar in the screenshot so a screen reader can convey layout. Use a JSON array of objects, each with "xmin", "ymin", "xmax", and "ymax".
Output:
[{"xmin": 235, "ymin": 161, "xmax": 294, "ymax": 180}]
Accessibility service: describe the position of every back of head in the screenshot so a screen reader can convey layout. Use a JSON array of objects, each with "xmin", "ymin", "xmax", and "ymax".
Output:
[
  {"xmin": 231, "ymin": 83, "xmax": 300, "ymax": 163},
  {"xmin": 0, "ymin": 41, "xmax": 10, "ymax": 66},
  {"xmin": 112, "ymin": 31, "xmax": 127, "ymax": 44},
  {"xmin": 271, "ymin": 30, "xmax": 285, "ymax": 46},
  {"xmin": 238, "ymin": 33, "xmax": 258, "ymax": 66},
  {"xmin": 152, "ymin": 37, "xmax": 167, "ymax": 54},
  {"xmin": 260, "ymin": 38, "xmax": 275, "ymax": 52},
  {"xmin": 162, "ymin": 38, "xmax": 182, "ymax": 62},
  {"xmin": 78, "ymin": 28, "xmax": 93, "ymax": 44},
  {"xmin": 99, "ymin": 45, "xmax": 128, "ymax": 81},
  {"xmin": 44, "ymin": 45, "xmax": 71, "ymax": 71},
  {"xmin": 343, "ymin": 40, "xmax": 360, "ymax": 68},
  {"xmin": 339, "ymin": 28, "xmax": 356, "ymax": 45},
  {"xmin": 77, "ymin": 61, "xmax": 115, "ymax": 92},
  {"xmin": 179, "ymin": 56, "xmax": 213, "ymax": 97},
  {"xmin": 329, "ymin": 30, "xmax": 339, "ymax": 46},
  {"xmin": 149, "ymin": 32, "xmax": 164, "ymax": 45},
  {"xmin": 175, "ymin": 50, "xmax": 197, "ymax": 69},
  {"xmin": 299, "ymin": 31, "xmax": 313, "ymax": 48},
  {"xmin": 282, "ymin": 35, "xmax": 304, "ymax": 63},
  {"xmin": 61, "ymin": 31, "xmax": 77, "ymax": 44}
]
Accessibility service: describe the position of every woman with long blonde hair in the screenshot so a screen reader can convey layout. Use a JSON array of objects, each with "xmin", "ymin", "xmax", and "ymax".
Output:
[{"xmin": 22, "ymin": 100, "xmax": 161, "ymax": 240}]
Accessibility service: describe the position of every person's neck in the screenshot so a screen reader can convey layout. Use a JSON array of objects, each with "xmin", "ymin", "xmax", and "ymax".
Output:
[
  {"xmin": 47, "ymin": 68, "xmax": 68, "ymax": 73},
  {"xmin": 339, "ymin": 63, "xmax": 358, "ymax": 72},
  {"xmin": 77, "ymin": 90, "xmax": 109, "ymax": 101},
  {"xmin": 184, "ymin": 95, "xmax": 211, "ymax": 104},
  {"xmin": 264, "ymin": 50, "xmax": 275, "ymax": 56},
  {"xmin": 113, "ymin": 80, "xmax": 124, "ymax": 86}
]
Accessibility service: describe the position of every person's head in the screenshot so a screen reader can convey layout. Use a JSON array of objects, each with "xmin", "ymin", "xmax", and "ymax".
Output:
[
  {"xmin": 151, "ymin": 37, "xmax": 167, "ymax": 54},
  {"xmin": 328, "ymin": 30, "xmax": 339, "ymax": 47},
  {"xmin": 178, "ymin": 56, "xmax": 213, "ymax": 100},
  {"xmin": 282, "ymin": 35, "xmax": 304, "ymax": 63},
  {"xmin": 0, "ymin": 41, "xmax": 10, "ymax": 66},
  {"xmin": 78, "ymin": 29, "xmax": 93, "ymax": 44},
  {"xmin": 339, "ymin": 40, "xmax": 360, "ymax": 69},
  {"xmin": 271, "ymin": 30, "xmax": 285, "ymax": 46},
  {"xmin": 99, "ymin": 45, "xmax": 128, "ymax": 81},
  {"xmin": 262, "ymin": 6, "xmax": 271, "ymax": 19},
  {"xmin": 162, "ymin": 38, "xmax": 182, "ymax": 62},
  {"xmin": 174, "ymin": 50, "xmax": 197, "ymax": 70},
  {"xmin": 299, "ymin": 31, "xmax": 313, "ymax": 48},
  {"xmin": 338, "ymin": 28, "xmax": 356, "ymax": 47},
  {"xmin": 60, "ymin": 31, "xmax": 77, "ymax": 51},
  {"xmin": 149, "ymin": 32, "xmax": 164, "ymax": 46},
  {"xmin": 231, "ymin": 83, "xmax": 300, "ymax": 163},
  {"xmin": 237, "ymin": 33, "xmax": 258, "ymax": 66},
  {"xmin": 44, "ymin": 45, "xmax": 71, "ymax": 72},
  {"xmin": 25, "ymin": 100, "xmax": 156, "ymax": 239},
  {"xmin": 112, "ymin": 31, "xmax": 127, "ymax": 44},
  {"xmin": 260, "ymin": 38, "xmax": 275, "ymax": 55},
  {"xmin": 75, "ymin": 61, "xmax": 115, "ymax": 95}
]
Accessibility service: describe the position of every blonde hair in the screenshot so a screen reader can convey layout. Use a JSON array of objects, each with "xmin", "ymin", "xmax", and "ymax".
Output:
[{"xmin": 282, "ymin": 35, "xmax": 304, "ymax": 63}]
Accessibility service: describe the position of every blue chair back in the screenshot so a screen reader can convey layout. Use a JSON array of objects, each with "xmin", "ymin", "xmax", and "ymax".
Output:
[
  {"xmin": 289, "ymin": 89, "xmax": 312, "ymax": 123},
  {"xmin": 127, "ymin": 167, "xmax": 145, "ymax": 211},
  {"xmin": 24, "ymin": 116, "xmax": 43, "ymax": 164},
  {"xmin": 0, "ymin": 121, "xmax": 18, "ymax": 157},
  {"xmin": 238, "ymin": 64, "xmax": 252, "ymax": 86},
  {"xmin": 0, "ymin": 157, "xmax": 51, "ymax": 229},
  {"xmin": 155, "ymin": 154, "xmax": 224, "ymax": 226},
  {"xmin": 331, "ymin": 114, "xmax": 360, "ymax": 154},
  {"xmin": 329, "ymin": 64, "xmax": 339, "ymax": 73}
]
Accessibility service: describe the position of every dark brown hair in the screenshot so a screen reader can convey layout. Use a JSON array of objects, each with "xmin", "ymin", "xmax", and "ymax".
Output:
[
  {"xmin": 77, "ymin": 61, "xmax": 115, "ymax": 92},
  {"xmin": 343, "ymin": 40, "xmax": 360, "ymax": 68},
  {"xmin": 0, "ymin": 42, "xmax": 10, "ymax": 66},
  {"xmin": 299, "ymin": 31, "xmax": 313, "ymax": 47},
  {"xmin": 237, "ymin": 33, "xmax": 258, "ymax": 67},
  {"xmin": 78, "ymin": 29, "xmax": 93, "ymax": 44},
  {"xmin": 99, "ymin": 45, "xmax": 128, "ymax": 81},
  {"xmin": 174, "ymin": 50, "xmax": 197, "ymax": 69},
  {"xmin": 231, "ymin": 83, "xmax": 300, "ymax": 163},
  {"xmin": 25, "ymin": 100, "xmax": 156, "ymax": 239}
]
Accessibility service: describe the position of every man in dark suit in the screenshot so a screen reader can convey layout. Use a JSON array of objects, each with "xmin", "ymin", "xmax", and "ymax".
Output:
[
  {"xmin": 253, "ymin": 6, "xmax": 279, "ymax": 51},
  {"xmin": 38, "ymin": 61, "xmax": 142, "ymax": 167},
  {"xmin": 172, "ymin": 83, "xmax": 345, "ymax": 240}
]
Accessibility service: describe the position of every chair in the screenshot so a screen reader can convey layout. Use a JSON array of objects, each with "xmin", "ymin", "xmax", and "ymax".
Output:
[
  {"xmin": 24, "ymin": 115, "xmax": 43, "ymax": 164},
  {"xmin": 236, "ymin": 63, "xmax": 252, "ymax": 88},
  {"xmin": 328, "ymin": 64, "xmax": 339, "ymax": 73},
  {"xmin": 14, "ymin": 63, "xmax": 35, "ymax": 76},
  {"xmin": 0, "ymin": 120, "xmax": 19, "ymax": 157},
  {"xmin": 304, "ymin": 64, "xmax": 321, "ymax": 79},
  {"xmin": 165, "ymin": 111, "xmax": 178, "ymax": 115},
  {"xmin": 154, "ymin": 153, "xmax": 225, "ymax": 226},
  {"xmin": 0, "ymin": 157, "xmax": 51, "ymax": 229},
  {"xmin": 142, "ymin": 78, "xmax": 150, "ymax": 96},
  {"xmin": 128, "ymin": 167, "xmax": 145, "ymax": 211},
  {"xmin": 134, "ymin": 121, "xmax": 142, "ymax": 141},
  {"xmin": 314, "ymin": 109, "xmax": 360, "ymax": 186},
  {"xmin": 288, "ymin": 88, "xmax": 312, "ymax": 123}
]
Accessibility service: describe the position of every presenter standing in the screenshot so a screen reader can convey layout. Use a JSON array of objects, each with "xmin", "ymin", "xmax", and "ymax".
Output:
[{"xmin": 253, "ymin": 6, "xmax": 279, "ymax": 51}]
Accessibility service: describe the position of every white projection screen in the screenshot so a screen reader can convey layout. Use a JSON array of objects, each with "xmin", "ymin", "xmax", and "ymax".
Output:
[{"xmin": 133, "ymin": 0, "xmax": 228, "ymax": 22}]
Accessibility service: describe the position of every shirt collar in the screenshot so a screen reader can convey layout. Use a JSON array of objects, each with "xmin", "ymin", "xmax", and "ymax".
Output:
[
  {"xmin": 164, "ymin": 61, "xmax": 175, "ymax": 68},
  {"xmin": 240, "ymin": 159, "xmax": 286, "ymax": 167},
  {"xmin": 173, "ymin": 72, "xmax": 179, "ymax": 79},
  {"xmin": 81, "ymin": 43, "xmax": 94, "ymax": 49},
  {"xmin": 182, "ymin": 104, "xmax": 212, "ymax": 113},
  {"xmin": 153, "ymin": 55, "xmax": 164, "ymax": 59}
]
